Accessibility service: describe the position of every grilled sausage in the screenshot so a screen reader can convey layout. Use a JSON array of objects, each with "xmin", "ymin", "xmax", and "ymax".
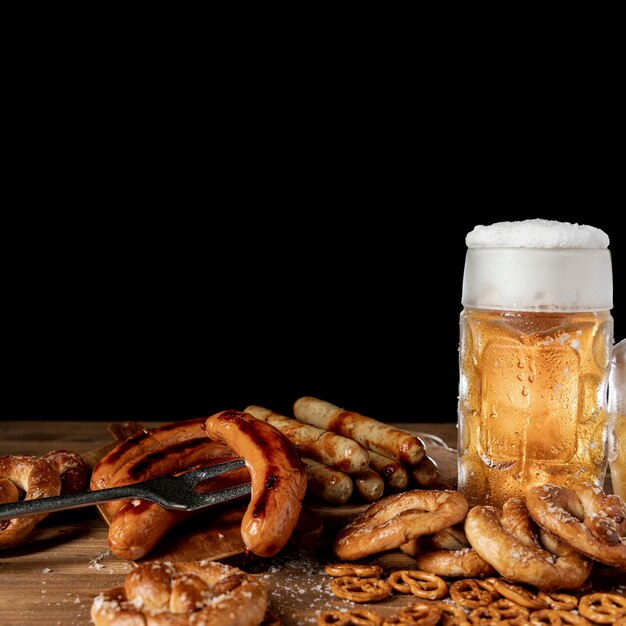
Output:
[
  {"xmin": 367, "ymin": 450, "xmax": 409, "ymax": 491},
  {"xmin": 293, "ymin": 396, "xmax": 426, "ymax": 467},
  {"xmin": 203, "ymin": 410, "xmax": 308, "ymax": 558},
  {"xmin": 302, "ymin": 458, "xmax": 353, "ymax": 505},
  {"xmin": 353, "ymin": 468, "xmax": 385, "ymax": 502},
  {"xmin": 245, "ymin": 405, "xmax": 370, "ymax": 475},
  {"xmin": 90, "ymin": 418, "xmax": 208, "ymax": 491}
]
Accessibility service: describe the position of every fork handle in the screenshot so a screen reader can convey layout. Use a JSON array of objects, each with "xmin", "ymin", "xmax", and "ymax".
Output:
[{"xmin": 0, "ymin": 484, "xmax": 144, "ymax": 520}]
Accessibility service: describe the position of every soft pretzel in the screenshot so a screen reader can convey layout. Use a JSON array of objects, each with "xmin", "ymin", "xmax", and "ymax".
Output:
[
  {"xmin": 464, "ymin": 498, "xmax": 592, "ymax": 589},
  {"xmin": 525, "ymin": 483, "xmax": 626, "ymax": 568},
  {"xmin": 90, "ymin": 560, "xmax": 267, "ymax": 626},
  {"xmin": 0, "ymin": 478, "xmax": 19, "ymax": 504},
  {"xmin": 333, "ymin": 489, "xmax": 468, "ymax": 561},
  {"xmin": 42, "ymin": 449, "xmax": 89, "ymax": 495},
  {"xmin": 414, "ymin": 546, "xmax": 496, "ymax": 579},
  {"xmin": 411, "ymin": 524, "xmax": 496, "ymax": 578},
  {"xmin": 203, "ymin": 410, "xmax": 308, "ymax": 558},
  {"xmin": 0, "ymin": 455, "xmax": 62, "ymax": 548}
]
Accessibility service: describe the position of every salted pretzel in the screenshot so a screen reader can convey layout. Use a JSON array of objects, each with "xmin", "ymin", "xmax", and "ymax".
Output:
[
  {"xmin": 578, "ymin": 593, "xmax": 626, "ymax": 624},
  {"xmin": 468, "ymin": 605, "xmax": 504, "ymax": 625},
  {"xmin": 329, "ymin": 576, "xmax": 392, "ymax": 603},
  {"xmin": 435, "ymin": 602, "xmax": 471, "ymax": 626},
  {"xmin": 526, "ymin": 483, "xmax": 626, "ymax": 569},
  {"xmin": 333, "ymin": 489, "xmax": 468, "ymax": 561},
  {"xmin": 615, "ymin": 613, "xmax": 626, "ymax": 626},
  {"xmin": 536, "ymin": 591, "xmax": 579, "ymax": 611},
  {"xmin": 464, "ymin": 497, "xmax": 592, "ymax": 589},
  {"xmin": 489, "ymin": 580, "xmax": 546, "ymax": 610},
  {"xmin": 412, "ymin": 525, "xmax": 496, "ymax": 578},
  {"xmin": 0, "ymin": 478, "xmax": 19, "ymax": 504},
  {"xmin": 449, "ymin": 579, "xmax": 497, "ymax": 609},
  {"xmin": 395, "ymin": 601, "xmax": 443, "ymax": 626},
  {"xmin": 488, "ymin": 598, "xmax": 529, "ymax": 621},
  {"xmin": 90, "ymin": 560, "xmax": 267, "ymax": 626},
  {"xmin": 317, "ymin": 608, "xmax": 383, "ymax": 625},
  {"xmin": 387, "ymin": 570, "xmax": 448, "ymax": 600},
  {"xmin": 530, "ymin": 609, "xmax": 592, "ymax": 626},
  {"xmin": 0, "ymin": 455, "xmax": 62, "ymax": 548},
  {"xmin": 324, "ymin": 563, "xmax": 383, "ymax": 578},
  {"xmin": 42, "ymin": 449, "xmax": 89, "ymax": 494}
]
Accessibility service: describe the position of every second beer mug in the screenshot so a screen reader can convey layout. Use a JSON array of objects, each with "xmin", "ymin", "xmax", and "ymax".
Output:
[{"xmin": 457, "ymin": 219, "xmax": 614, "ymax": 507}]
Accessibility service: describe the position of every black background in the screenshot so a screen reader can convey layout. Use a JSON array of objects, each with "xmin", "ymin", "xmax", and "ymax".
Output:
[
  {"xmin": 2, "ymin": 207, "xmax": 624, "ymax": 425},
  {"xmin": 2, "ymin": 39, "xmax": 622, "ymax": 425}
]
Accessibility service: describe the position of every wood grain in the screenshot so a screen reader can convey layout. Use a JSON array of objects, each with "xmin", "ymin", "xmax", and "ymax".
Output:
[{"xmin": 0, "ymin": 420, "xmax": 622, "ymax": 626}]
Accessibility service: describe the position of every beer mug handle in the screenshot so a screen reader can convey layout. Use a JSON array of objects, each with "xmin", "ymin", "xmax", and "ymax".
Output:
[{"xmin": 609, "ymin": 339, "xmax": 626, "ymax": 415}]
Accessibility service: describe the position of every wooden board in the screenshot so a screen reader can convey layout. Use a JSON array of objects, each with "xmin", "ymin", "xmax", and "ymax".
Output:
[{"xmin": 90, "ymin": 423, "xmax": 458, "ymax": 563}]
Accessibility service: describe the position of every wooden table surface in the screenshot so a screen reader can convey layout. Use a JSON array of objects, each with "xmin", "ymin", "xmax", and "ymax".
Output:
[{"xmin": 0, "ymin": 421, "xmax": 620, "ymax": 626}]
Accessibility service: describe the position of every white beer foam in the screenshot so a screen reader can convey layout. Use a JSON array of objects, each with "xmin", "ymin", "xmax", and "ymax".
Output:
[
  {"xmin": 466, "ymin": 218, "xmax": 609, "ymax": 249},
  {"xmin": 462, "ymin": 219, "xmax": 613, "ymax": 311}
]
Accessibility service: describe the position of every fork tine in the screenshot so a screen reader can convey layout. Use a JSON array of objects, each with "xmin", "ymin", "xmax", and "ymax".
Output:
[{"xmin": 181, "ymin": 458, "xmax": 246, "ymax": 484}]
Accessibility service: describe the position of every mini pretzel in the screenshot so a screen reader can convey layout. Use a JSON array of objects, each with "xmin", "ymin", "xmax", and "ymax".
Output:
[
  {"xmin": 396, "ymin": 601, "xmax": 443, "ymax": 626},
  {"xmin": 0, "ymin": 455, "xmax": 62, "ymax": 549},
  {"xmin": 90, "ymin": 560, "xmax": 267, "ymax": 626},
  {"xmin": 536, "ymin": 592, "xmax": 578, "ymax": 611},
  {"xmin": 333, "ymin": 489, "xmax": 469, "ymax": 561},
  {"xmin": 490, "ymin": 580, "xmax": 546, "ymax": 610},
  {"xmin": 329, "ymin": 576, "xmax": 392, "ymax": 603},
  {"xmin": 468, "ymin": 606, "xmax": 502, "ymax": 625},
  {"xmin": 526, "ymin": 483, "xmax": 626, "ymax": 569},
  {"xmin": 325, "ymin": 563, "xmax": 384, "ymax": 578},
  {"xmin": 530, "ymin": 609, "xmax": 592, "ymax": 626},
  {"xmin": 578, "ymin": 593, "xmax": 626, "ymax": 624},
  {"xmin": 437, "ymin": 602, "xmax": 471, "ymax": 626},
  {"xmin": 387, "ymin": 570, "xmax": 448, "ymax": 600},
  {"xmin": 449, "ymin": 579, "xmax": 496, "ymax": 609},
  {"xmin": 317, "ymin": 612, "xmax": 350, "ymax": 626},
  {"xmin": 465, "ymin": 497, "xmax": 592, "ymax": 589},
  {"xmin": 317, "ymin": 608, "xmax": 383, "ymax": 625},
  {"xmin": 42, "ymin": 449, "xmax": 89, "ymax": 495},
  {"xmin": 614, "ymin": 613, "xmax": 626, "ymax": 626},
  {"xmin": 489, "ymin": 598, "xmax": 529, "ymax": 621}
]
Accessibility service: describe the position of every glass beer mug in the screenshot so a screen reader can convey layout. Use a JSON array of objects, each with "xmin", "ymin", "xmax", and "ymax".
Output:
[
  {"xmin": 608, "ymin": 339, "xmax": 626, "ymax": 500},
  {"xmin": 457, "ymin": 219, "xmax": 615, "ymax": 507}
]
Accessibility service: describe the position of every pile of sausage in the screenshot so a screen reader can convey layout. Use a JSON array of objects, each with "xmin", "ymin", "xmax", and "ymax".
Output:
[
  {"xmin": 90, "ymin": 410, "xmax": 308, "ymax": 561},
  {"xmin": 247, "ymin": 396, "xmax": 441, "ymax": 505}
]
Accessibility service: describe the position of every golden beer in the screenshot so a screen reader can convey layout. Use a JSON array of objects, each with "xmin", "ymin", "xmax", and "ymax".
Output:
[
  {"xmin": 458, "ymin": 220, "xmax": 614, "ymax": 507},
  {"xmin": 458, "ymin": 308, "xmax": 613, "ymax": 507}
]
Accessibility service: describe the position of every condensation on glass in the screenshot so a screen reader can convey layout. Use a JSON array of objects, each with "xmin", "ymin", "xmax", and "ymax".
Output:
[{"xmin": 457, "ymin": 220, "xmax": 614, "ymax": 507}]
